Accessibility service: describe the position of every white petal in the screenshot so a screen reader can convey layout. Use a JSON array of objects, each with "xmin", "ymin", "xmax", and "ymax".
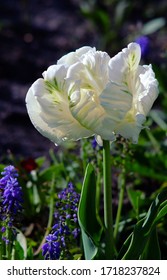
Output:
[
  {"xmin": 42, "ymin": 64, "xmax": 66, "ymax": 83},
  {"xmin": 137, "ymin": 65, "xmax": 159, "ymax": 116},
  {"xmin": 81, "ymin": 50, "xmax": 110, "ymax": 80},
  {"xmin": 66, "ymin": 49, "xmax": 110, "ymax": 94},
  {"xmin": 100, "ymin": 81, "xmax": 132, "ymax": 120},
  {"xmin": 114, "ymin": 113, "xmax": 146, "ymax": 144},
  {"xmin": 65, "ymin": 50, "xmax": 116, "ymax": 141},
  {"xmin": 108, "ymin": 42, "xmax": 141, "ymax": 84},
  {"xmin": 26, "ymin": 71, "xmax": 93, "ymax": 145},
  {"xmin": 99, "ymin": 43, "xmax": 158, "ymax": 143},
  {"xmin": 95, "ymin": 135, "xmax": 104, "ymax": 146},
  {"xmin": 69, "ymin": 87, "xmax": 117, "ymax": 141},
  {"xmin": 57, "ymin": 46, "xmax": 95, "ymax": 65},
  {"xmin": 101, "ymin": 81, "xmax": 138, "ymax": 133},
  {"xmin": 88, "ymin": 81, "xmax": 132, "ymax": 140},
  {"xmin": 70, "ymin": 89, "xmax": 104, "ymax": 131}
]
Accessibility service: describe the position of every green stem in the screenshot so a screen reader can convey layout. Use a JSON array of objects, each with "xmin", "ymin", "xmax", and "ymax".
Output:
[
  {"xmin": 96, "ymin": 168, "xmax": 104, "ymax": 228},
  {"xmin": 81, "ymin": 139, "xmax": 88, "ymax": 172},
  {"xmin": 0, "ymin": 233, "xmax": 3, "ymax": 260},
  {"xmin": 34, "ymin": 174, "xmax": 55, "ymax": 256},
  {"xmin": 96, "ymin": 152, "xmax": 103, "ymax": 227},
  {"xmin": 6, "ymin": 228, "xmax": 13, "ymax": 260},
  {"xmin": 114, "ymin": 172, "xmax": 126, "ymax": 241},
  {"xmin": 103, "ymin": 140, "xmax": 115, "ymax": 259}
]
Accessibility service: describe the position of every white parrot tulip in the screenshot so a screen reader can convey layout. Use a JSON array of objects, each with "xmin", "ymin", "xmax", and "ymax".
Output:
[{"xmin": 26, "ymin": 43, "xmax": 159, "ymax": 145}]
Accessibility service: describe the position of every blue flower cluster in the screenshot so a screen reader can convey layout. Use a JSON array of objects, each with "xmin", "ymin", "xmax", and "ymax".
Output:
[
  {"xmin": 0, "ymin": 165, "xmax": 23, "ymax": 243},
  {"xmin": 42, "ymin": 182, "xmax": 80, "ymax": 260}
]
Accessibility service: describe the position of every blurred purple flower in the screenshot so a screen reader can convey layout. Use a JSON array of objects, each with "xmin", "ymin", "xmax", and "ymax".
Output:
[
  {"xmin": 135, "ymin": 36, "xmax": 150, "ymax": 58},
  {"xmin": 91, "ymin": 137, "xmax": 98, "ymax": 149}
]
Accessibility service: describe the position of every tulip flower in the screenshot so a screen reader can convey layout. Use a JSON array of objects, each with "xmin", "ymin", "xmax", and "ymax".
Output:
[{"xmin": 26, "ymin": 43, "xmax": 158, "ymax": 145}]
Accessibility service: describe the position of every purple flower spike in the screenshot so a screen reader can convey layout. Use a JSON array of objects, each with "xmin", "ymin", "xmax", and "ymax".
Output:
[
  {"xmin": 42, "ymin": 182, "xmax": 80, "ymax": 260},
  {"xmin": 0, "ymin": 165, "xmax": 23, "ymax": 241}
]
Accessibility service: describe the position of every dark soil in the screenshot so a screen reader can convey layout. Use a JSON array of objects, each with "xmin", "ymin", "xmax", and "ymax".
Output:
[{"xmin": 0, "ymin": 0, "xmax": 97, "ymax": 159}]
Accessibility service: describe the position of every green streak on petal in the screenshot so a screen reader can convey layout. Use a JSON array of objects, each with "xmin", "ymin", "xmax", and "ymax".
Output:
[
  {"xmin": 44, "ymin": 79, "xmax": 62, "ymax": 105},
  {"xmin": 45, "ymin": 79, "xmax": 59, "ymax": 93},
  {"xmin": 121, "ymin": 89, "xmax": 132, "ymax": 96}
]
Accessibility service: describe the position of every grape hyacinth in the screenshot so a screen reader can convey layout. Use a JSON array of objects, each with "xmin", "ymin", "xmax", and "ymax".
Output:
[
  {"xmin": 0, "ymin": 165, "xmax": 23, "ymax": 244},
  {"xmin": 42, "ymin": 182, "xmax": 80, "ymax": 260}
]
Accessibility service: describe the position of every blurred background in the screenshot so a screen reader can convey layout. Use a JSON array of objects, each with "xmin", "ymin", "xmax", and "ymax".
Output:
[{"xmin": 0, "ymin": 0, "xmax": 167, "ymax": 159}]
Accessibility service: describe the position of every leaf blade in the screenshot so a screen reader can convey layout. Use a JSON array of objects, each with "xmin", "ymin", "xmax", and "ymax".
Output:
[{"xmin": 78, "ymin": 163, "xmax": 103, "ymax": 259}]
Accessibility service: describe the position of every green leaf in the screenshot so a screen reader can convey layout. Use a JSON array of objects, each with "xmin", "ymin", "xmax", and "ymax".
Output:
[
  {"xmin": 140, "ymin": 228, "xmax": 161, "ymax": 260},
  {"xmin": 127, "ymin": 189, "xmax": 145, "ymax": 213},
  {"xmin": 13, "ymin": 230, "xmax": 27, "ymax": 260},
  {"xmin": 15, "ymin": 230, "xmax": 27, "ymax": 259},
  {"xmin": 26, "ymin": 246, "xmax": 34, "ymax": 260},
  {"xmin": 152, "ymin": 65, "xmax": 167, "ymax": 93},
  {"xmin": 13, "ymin": 241, "xmax": 25, "ymax": 260},
  {"xmin": 116, "ymin": 232, "xmax": 133, "ymax": 259},
  {"xmin": 150, "ymin": 110, "xmax": 167, "ymax": 132},
  {"xmin": 35, "ymin": 156, "xmax": 46, "ymax": 168},
  {"xmin": 39, "ymin": 164, "xmax": 64, "ymax": 182},
  {"xmin": 154, "ymin": 201, "xmax": 167, "ymax": 224},
  {"xmin": 126, "ymin": 161, "xmax": 167, "ymax": 182},
  {"xmin": 0, "ymin": 164, "xmax": 6, "ymax": 173},
  {"xmin": 120, "ymin": 188, "xmax": 167, "ymax": 259},
  {"xmin": 141, "ymin": 18, "xmax": 165, "ymax": 35},
  {"xmin": 78, "ymin": 163, "xmax": 103, "ymax": 259},
  {"xmin": 115, "ymin": 1, "xmax": 128, "ymax": 25},
  {"xmin": 81, "ymin": 230, "xmax": 98, "ymax": 260}
]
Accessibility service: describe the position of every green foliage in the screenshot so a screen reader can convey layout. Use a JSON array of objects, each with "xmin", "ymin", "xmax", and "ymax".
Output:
[
  {"xmin": 127, "ymin": 189, "xmax": 145, "ymax": 218},
  {"xmin": 141, "ymin": 18, "xmax": 166, "ymax": 35},
  {"xmin": 78, "ymin": 164, "xmax": 103, "ymax": 259},
  {"xmin": 118, "ymin": 188, "xmax": 167, "ymax": 259},
  {"xmin": 79, "ymin": 0, "xmax": 167, "ymax": 54},
  {"xmin": 1, "ymin": 123, "xmax": 167, "ymax": 260}
]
